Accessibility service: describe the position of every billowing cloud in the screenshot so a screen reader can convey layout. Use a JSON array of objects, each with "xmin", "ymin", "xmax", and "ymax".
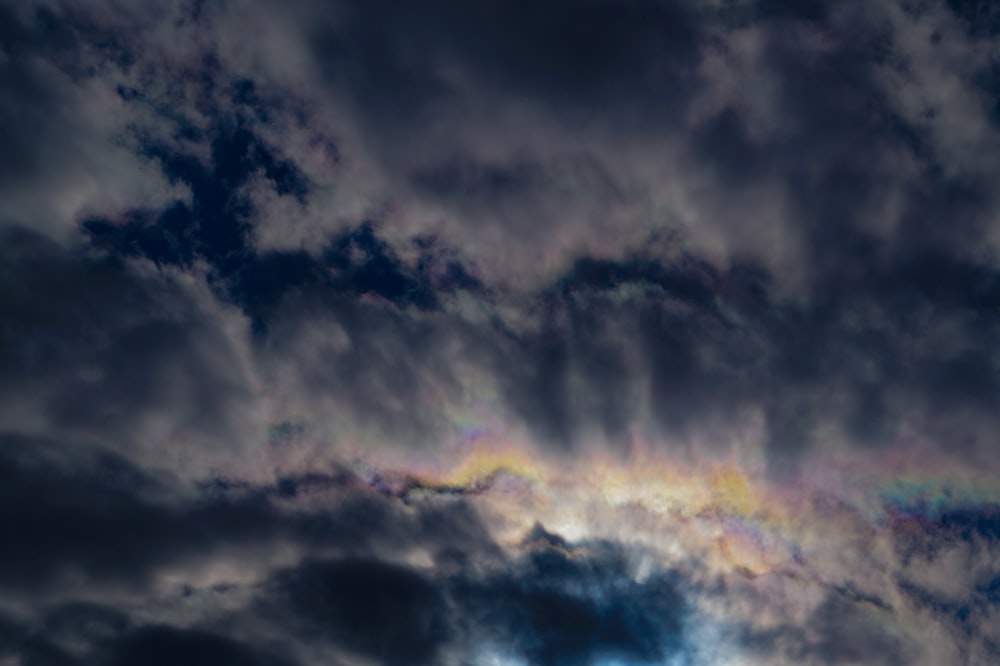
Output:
[{"xmin": 3, "ymin": 0, "xmax": 1000, "ymax": 664}]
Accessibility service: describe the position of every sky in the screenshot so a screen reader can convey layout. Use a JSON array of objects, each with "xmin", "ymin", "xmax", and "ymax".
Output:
[{"xmin": 2, "ymin": 0, "xmax": 1000, "ymax": 664}]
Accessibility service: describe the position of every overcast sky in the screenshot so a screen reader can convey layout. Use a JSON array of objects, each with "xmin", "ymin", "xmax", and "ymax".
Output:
[{"xmin": 3, "ymin": 1, "xmax": 1000, "ymax": 664}]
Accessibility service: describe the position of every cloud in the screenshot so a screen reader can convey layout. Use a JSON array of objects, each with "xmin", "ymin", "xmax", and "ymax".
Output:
[
  {"xmin": 273, "ymin": 558, "xmax": 450, "ymax": 666},
  {"xmin": 450, "ymin": 529, "xmax": 686, "ymax": 666},
  {"xmin": 0, "ymin": 228, "xmax": 260, "ymax": 467},
  {"xmin": 0, "ymin": 3, "xmax": 186, "ymax": 239},
  {"xmin": 4, "ymin": 0, "xmax": 1000, "ymax": 664},
  {"xmin": 257, "ymin": 525, "xmax": 688, "ymax": 666},
  {"xmin": 94, "ymin": 625, "xmax": 298, "ymax": 666}
]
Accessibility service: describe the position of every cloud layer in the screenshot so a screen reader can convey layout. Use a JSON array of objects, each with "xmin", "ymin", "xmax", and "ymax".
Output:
[{"xmin": 3, "ymin": 0, "xmax": 1000, "ymax": 664}]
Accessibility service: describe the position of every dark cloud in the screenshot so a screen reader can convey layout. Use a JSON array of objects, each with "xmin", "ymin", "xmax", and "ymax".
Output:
[
  {"xmin": 0, "ymin": 432, "xmax": 690, "ymax": 664},
  {"xmin": 311, "ymin": 0, "xmax": 702, "ymax": 127},
  {"xmin": 275, "ymin": 558, "xmax": 449, "ymax": 666},
  {"xmin": 0, "ymin": 227, "xmax": 252, "ymax": 450},
  {"xmin": 95, "ymin": 625, "xmax": 297, "ymax": 666},
  {"xmin": 0, "ymin": 434, "xmax": 273, "ymax": 591},
  {"xmin": 0, "ymin": 435, "xmax": 514, "ymax": 664},
  {"xmin": 0, "ymin": 4, "xmax": 181, "ymax": 235},
  {"xmin": 453, "ymin": 531, "xmax": 686, "ymax": 665},
  {"xmin": 739, "ymin": 593, "xmax": 914, "ymax": 666},
  {"xmin": 946, "ymin": 0, "xmax": 1000, "ymax": 38},
  {"xmin": 0, "ymin": 431, "xmax": 508, "ymax": 598},
  {"xmin": 9, "ymin": 0, "xmax": 996, "ymax": 462},
  {"xmin": 261, "ymin": 527, "xmax": 687, "ymax": 666},
  {"xmin": 0, "ymin": 5, "xmax": 52, "ymax": 184},
  {"xmin": 6, "ymin": 610, "xmax": 300, "ymax": 666},
  {"xmin": 5, "ymin": 0, "xmax": 1000, "ymax": 663}
]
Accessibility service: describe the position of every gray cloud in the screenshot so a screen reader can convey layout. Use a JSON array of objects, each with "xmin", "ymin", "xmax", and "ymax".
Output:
[
  {"xmin": 0, "ymin": 228, "xmax": 258, "ymax": 464},
  {"xmin": 4, "ymin": 0, "xmax": 1000, "ymax": 664}
]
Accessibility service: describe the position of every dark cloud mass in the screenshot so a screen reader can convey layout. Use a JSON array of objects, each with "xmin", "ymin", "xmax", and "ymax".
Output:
[{"xmin": 3, "ymin": 0, "xmax": 1000, "ymax": 663}]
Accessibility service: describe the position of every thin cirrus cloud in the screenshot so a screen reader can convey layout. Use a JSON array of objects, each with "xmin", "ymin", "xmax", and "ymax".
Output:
[{"xmin": 2, "ymin": 0, "xmax": 1000, "ymax": 664}]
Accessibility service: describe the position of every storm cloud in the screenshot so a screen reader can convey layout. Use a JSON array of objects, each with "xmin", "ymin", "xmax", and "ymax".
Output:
[{"xmin": 3, "ymin": 0, "xmax": 1000, "ymax": 663}]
